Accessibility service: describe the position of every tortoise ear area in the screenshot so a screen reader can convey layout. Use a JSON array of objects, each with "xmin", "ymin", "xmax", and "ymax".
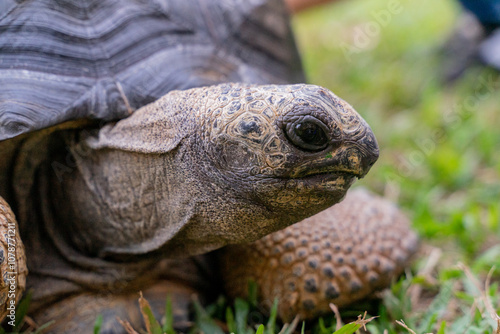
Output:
[{"xmin": 83, "ymin": 90, "xmax": 193, "ymax": 154}]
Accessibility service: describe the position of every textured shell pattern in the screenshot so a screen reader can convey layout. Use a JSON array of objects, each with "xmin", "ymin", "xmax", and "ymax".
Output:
[{"xmin": 0, "ymin": 0, "xmax": 303, "ymax": 141}]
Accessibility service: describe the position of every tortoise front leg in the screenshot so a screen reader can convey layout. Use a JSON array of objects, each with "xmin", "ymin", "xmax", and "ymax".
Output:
[
  {"xmin": 219, "ymin": 189, "xmax": 419, "ymax": 321},
  {"xmin": 0, "ymin": 196, "xmax": 27, "ymax": 325}
]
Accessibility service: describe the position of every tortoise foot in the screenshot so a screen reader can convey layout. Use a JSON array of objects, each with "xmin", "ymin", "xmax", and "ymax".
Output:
[
  {"xmin": 219, "ymin": 189, "xmax": 419, "ymax": 321},
  {"xmin": 32, "ymin": 281, "xmax": 198, "ymax": 334}
]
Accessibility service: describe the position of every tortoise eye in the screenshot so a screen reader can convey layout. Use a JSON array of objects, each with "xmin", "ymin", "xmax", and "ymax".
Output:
[
  {"xmin": 286, "ymin": 116, "xmax": 329, "ymax": 152},
  {"xmin": 294, "ymin": 122, "xmax": 327, "ymax": 146}
]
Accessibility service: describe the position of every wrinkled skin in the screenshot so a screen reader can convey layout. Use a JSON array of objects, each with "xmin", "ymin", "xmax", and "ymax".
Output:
[{"xmin": 1, "ymin": 83, "xmax": 378, "ymax": 331}]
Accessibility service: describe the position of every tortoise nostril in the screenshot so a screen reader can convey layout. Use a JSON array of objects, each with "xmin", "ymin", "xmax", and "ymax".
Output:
[
  {"xmin": 366, "ymin": 149, "xmax": 380, "ymax": 170},
  {"xmin": 358, "ymin": 132, "xmax": 380, "ymax": 176},
  {"xmin": 362, "ymin": 132, "xmax": 380, "ymax": 168}
]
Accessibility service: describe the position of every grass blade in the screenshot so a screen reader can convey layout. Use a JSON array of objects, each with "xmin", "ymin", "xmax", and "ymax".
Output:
[
  {"xmin": 265, "ymin": 298, "xmax": 279, "ymax": 334},
  {"xmin": 138, "ymin": 293, "xmax": 163, "ymax": 334},
  {"xmin": 162, "ymin": 296, "xmax": 175, "ymax": 334},
  {"xmin": 234, "ymin": 298, "xmax": 249, "ymax": 334},
  {"xmin": 93, "ymin": 314, "xmax": 103, "ymax": 334},
  {"xmin": 331, "ymin": 323, "xmax": 362, "ymax": 334},
  {"xmin": 193, "ymin": 297, "xmax": 224, "ymax": 334},
  {"xmin": 226, "ymin": 307, "xmax": 236, "ymax": 333}
]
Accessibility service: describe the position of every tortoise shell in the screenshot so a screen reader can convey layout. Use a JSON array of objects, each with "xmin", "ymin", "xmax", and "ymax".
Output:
[{"xmin": 0, "ymin": 0, "xmax": 304, "ymax": 141}]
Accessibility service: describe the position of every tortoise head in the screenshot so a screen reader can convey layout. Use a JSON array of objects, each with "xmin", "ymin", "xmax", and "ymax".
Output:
[
  {"xmin": 199, "ymin": 83, "xmax": 379, "ymax": 218},
  {"xmin": 54, "ymin": 83, "xmax": 378, "ymax": 259}
]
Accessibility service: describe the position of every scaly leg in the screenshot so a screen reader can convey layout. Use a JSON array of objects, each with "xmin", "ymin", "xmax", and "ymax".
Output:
[{"xmin": 0, "ymin": 196, "xmax": 28, "ymax": 324}]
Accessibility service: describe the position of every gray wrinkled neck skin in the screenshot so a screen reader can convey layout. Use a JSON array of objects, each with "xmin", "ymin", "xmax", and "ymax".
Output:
[{"xmin": 48, "ymin": 85, "xmax": 281, "ymax": 261}]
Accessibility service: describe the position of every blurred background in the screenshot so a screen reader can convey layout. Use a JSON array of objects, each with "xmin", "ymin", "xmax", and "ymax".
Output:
[{"xmin": 289, "ymin": 0, "xmax": 500, "ymax": 331}]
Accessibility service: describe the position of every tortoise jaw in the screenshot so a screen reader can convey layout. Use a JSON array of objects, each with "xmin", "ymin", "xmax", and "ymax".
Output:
[
  {"xmin": 287, "ymin": 155, "xmax": 367, "ymax": 181},
  {"xmin": 290, "ymin": 165, "xmax": 363, "ymax": 180},
  {"xmin": 286, "ymin": 170, "xmax": 358, "ymax": 198},
  {"xmin": 293, "ymin": 171, "xmax": 358, "ymax": 189}
]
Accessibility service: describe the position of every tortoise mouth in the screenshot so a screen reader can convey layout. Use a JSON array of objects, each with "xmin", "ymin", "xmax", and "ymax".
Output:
[
  {"xmin": 288, "ymin": 163, "xmax": 364, "ymax": 180},
  {"xmin": 285, "ymin": 172, "xmax": 358, "ymax": 198},
  {"xmin": 285, "ymin": 147, "xmax": 371, "ymax": 180},
  {"xmin": 292, "ymin": 168, "xmax": 362, "ymax": 180},
  {"xmin": 293, "ymin": 170, "xmax": 358, "ymax": 188}
]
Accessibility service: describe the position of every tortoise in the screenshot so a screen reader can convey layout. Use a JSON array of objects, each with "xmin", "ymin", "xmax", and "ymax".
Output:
[{"xmin": 0, "ymin": 0, "xmax": 418, "ymax": 332}]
